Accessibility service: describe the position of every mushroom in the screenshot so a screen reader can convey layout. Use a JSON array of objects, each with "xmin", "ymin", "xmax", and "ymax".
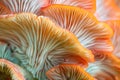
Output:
[
  {"xmin": 86, "ymin": 53, "xmax": 120, "ymax": 80},
  {"xmin": 0, "ymin": 0, "xmax": 48, "ymax": 14},
  {"xmin": 0, "ymin": 13, "xmax": 94, "ymax": 79},
  {"xmin": 95, "ymin": 0, "xmax": 120, "ymax": 21},
  {"xmin": 46, "ymin": 64, "xmax": 94, "ymax": 80},
  {"xmin": 0, "ymin": 41, "xmax": 20, "ymax": 64},
  {"xmin": 0, "ymin": 42, "xmax": 34, "ymax": 80},
  {"xmin": 47, "ymin": 0, "xmax": 96, "ymax": 13},
  {"xmin": 40, "ymin": 4, "xmax": 113, "ymax": 55},
  {"xmin": 105, "ymin": 20, "xmax": 120, "ymax": 58}
]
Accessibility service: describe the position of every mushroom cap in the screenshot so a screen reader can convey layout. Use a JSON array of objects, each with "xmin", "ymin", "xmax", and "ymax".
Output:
[
  {"xmin": 46, "ymin": 0, "xmax": 96, "ymax": 13},
  {"xmin": 0, "ymin": 59, "xmax": 33, "ymax": 80},
  {"xmin": 0, "ymin": 0, "xmax": 48, "ymax": 14},
  {"xmin": 95, "ymin": 0, "xmax": 120, "ymax": 21},
  {"xmin": 86, "ymin": 52, "xmax": 120, "ymax": 80},
  {"xmin": 0, "ymin": 42, "xmax": 34, "ymax": 80},
  {"xmin": 0, "ymin": 42, "xmax": 20, "ymax": 64},
  {"xmin": 0, "ymin": 13, "xmax": 94, "ymax": 79},
  {"xmin": 41, "ymin": 4, "xmax": 113, "ymax": 54},
  {"xmin": 46, "ymin": 64, "xmax": 94, "ymax": 80},
  {"xmin": 105, "ymin": 20, "xmax": 120, "ymax": 58}
]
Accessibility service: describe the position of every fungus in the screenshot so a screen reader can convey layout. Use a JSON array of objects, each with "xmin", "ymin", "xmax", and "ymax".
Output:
[
  {"xmin": 0, "ymin": 13, "xmax": 94, "ymax": 79},
  {"xmin": 105, "ymin": 20, "xmax": 120, "ymax": 58},
  {"xmin": 41, "ymin": 5, "xmax": 113, "ymax": 54},
  {"xmin": 46, "ymin": 64, "xmax": 94, "ymax": 80},
  {"xmin": 0, "ymin": 42, "xmax": 34, "ymax": 80},
  {"xmin": 0, "ymin": 0, "xmax": 48, "ymax": 14},
  {"xmin": 47, "ymin": 0, "xmax": 96, "ymax": 13},
  {"xmin": 86, "ymin": 53, "xmax": 120, "ymax": 80},
  {"xmin": 95, "ymin": 0, "xmax": 120, "ymax": 21}
]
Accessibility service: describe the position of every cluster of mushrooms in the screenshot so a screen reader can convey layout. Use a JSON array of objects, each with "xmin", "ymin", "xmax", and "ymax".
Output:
[{"xmin": 0, "ymin": 0, "xmax": 120, "ymax": 80}]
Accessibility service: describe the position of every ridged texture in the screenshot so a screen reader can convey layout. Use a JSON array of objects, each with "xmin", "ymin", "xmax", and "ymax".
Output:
[
  {"xmin": 46, "ymin": 64, "xmax": 94, "ymax": 80},
  {"xmin": 86, "ymin": 53, "xmax": 120, "ymax": 80},
  {"xmin": 0, "ymin": 13, "xmax": 94, "ymax": 79},
  {"xmin": 0, "ymin": 0, "xmax": 48, "ymax": 14},
  {"xmin": 105, "ymin": 20, "xmax": 120, "ymax": 58},
  {"xmin": 0, "ymin": 59, "xmax": 27, "ymax": 80},
  {"xmin": 0, "ymin": 42, "xmax": 34, "ymax": 80},
  {"xmin": 95, "ymin": 0, "xmax": 120, "ymax": 21},
  {"xmin": 0, "ymin": 42, "xmax": 20, "ymax": 64},
  {"xmin": 41, "ymin": 4, "xmax": 113, "ymax": 54},
  {"xmin": 0, "ymin": 2, "xmax": 10, "ymax": 15},
  {"xmin": 47, "ymin": 0, "xmax": 96, "ymax": 13}
]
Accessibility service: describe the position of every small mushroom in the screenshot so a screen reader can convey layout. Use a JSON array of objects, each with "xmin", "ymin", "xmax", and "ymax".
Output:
[
  {"xmin": 86, "ymin": 53, "xmax": 120, "ymax": 80},
  {"xmin": 46, "ymin": 64, "xmax": 94, "ymax": 80}
]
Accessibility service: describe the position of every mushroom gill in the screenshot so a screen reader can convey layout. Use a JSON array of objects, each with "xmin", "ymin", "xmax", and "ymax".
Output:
[
  {"xmin": 0, "ymin": 13, "xmax": 94, "ymax": 79},
  {"xmin": 40, "ymin": 4, "xmax": 113, "ymax": 54},
  {"xmin": 47, "ymin": 0, "xmax": 96, "ymax": 13},
  {"xmin": 46, "ymin": 64, "xmax": 94, "ymax": 80},
  {"xmin": 0, "ymin": 41, "xmax": 20, "ymax": 64},
  {"xmin": 0, "ymin": 59, "xmax": 31, "ymax": 80},
  {"xmin": 86, "ymin": 53, "xmax": 120, "ymax": 80},
  {"xmin": 95, "ymin": 0, "xmax": 120, "ymax": 21},
  {"xmin": 105, "ymin": 20, "xmax": 120, "ymax": 58},
  {"xmin": 0, "ymin": 41, "xmax": 35, "ymax": 80},
  {"xmin": 0, "ymin": 0, "xmax": 48, "ymax": 14}
]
